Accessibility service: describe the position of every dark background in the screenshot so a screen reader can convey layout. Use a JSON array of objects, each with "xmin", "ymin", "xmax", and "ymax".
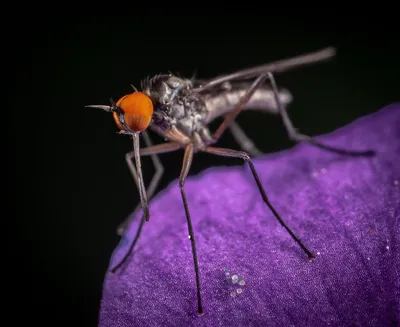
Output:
[{"xmin": 11, "ymin": 12, "xmax": 398, "ymax": 326}]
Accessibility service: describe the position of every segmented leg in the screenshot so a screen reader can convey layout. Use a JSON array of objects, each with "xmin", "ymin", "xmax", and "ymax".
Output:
[
  {"xmin": 229, "ymin": 121, "xmax": 263, "ymax": 157},
  {"xmin": 212, "ymin": 71, "xmax": 374, "ymax": 156},
  {"xmin": 116, "ymin": 131, "xmax": 164, "ymax": 235},
  {"xmin": 212, "ymin": 73, "xmax": 270, "ymax": 142},
  {"xmin": 265, "ymin": 72, "xmax": 375, "ymax": 156},
  {"xmin": 203, "ymin": 146, "xmax": 314, "ymax": 259},
  {"xmin": 110, "ymin": 140, "xmax": 181, "ymax": 273},
  {"xmin": 179, "ymin": 144, "xmax": 203, "ymax": 315}
]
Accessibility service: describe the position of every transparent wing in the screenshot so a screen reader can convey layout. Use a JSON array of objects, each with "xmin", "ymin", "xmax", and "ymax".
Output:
[{"xmin": 194, "ymin": 47, "xmax": 336, "ymax": 93}]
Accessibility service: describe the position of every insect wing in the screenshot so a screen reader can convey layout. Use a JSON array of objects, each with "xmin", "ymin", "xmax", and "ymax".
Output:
[{"xmin": 194, "ymin": 47, "xmax": 336, "ymax": 93}]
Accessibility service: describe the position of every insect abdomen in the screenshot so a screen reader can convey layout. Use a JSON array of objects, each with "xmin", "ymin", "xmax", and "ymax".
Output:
[{"xmin": 204, "ymin": 86, "xmax": 293, "ymax": 123}]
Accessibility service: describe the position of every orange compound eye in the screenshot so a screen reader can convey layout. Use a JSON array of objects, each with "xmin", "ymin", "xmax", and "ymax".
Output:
[{"xmin": 113, "ymin": 92, "xmax": 154, "ymax": 132}]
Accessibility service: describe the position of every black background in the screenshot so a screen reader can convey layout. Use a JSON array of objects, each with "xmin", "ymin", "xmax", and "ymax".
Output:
[{"xmin": 11, "ymin": 11, "xmax": 398, "ymax": 327}]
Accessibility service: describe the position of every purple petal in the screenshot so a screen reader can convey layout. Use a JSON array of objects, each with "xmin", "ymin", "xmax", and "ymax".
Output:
[{"xmin": 99, "ymin": 104, "xmax": 400, "ymax": 327}]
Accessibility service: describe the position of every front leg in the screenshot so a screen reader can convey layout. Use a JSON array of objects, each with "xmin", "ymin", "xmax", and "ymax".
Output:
[
  {"xmin": 117, "ymin": 131, "xmax": 166, "ymax": 235},
  {"xmin": 110, "ymin": 139, "xmax": 181, "ymax": 273}
]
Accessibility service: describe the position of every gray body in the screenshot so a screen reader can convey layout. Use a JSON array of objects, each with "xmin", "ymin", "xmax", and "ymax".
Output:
[{"xmin": 142, "ymin": 74, "xmax": 292, "ymax": 150}]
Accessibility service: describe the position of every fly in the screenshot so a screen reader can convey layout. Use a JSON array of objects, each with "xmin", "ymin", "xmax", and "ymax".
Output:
[{"xmin": 86, "ymin": 47, "xmax": 374, "ymax": 316}]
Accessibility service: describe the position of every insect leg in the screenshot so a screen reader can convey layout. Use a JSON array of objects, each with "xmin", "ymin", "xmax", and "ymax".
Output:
[
  {"xmin": 179, "ymin": 144, "xmax": 204, "ymax": 315},
  {"xmin": 131, "ymin": 132, "xmax": 150, "ymax": 222},
  {"xmin": 203, "ymin": 146, "xmax": 315, "ymax": 259},
  {"xmin": 110, "ymin": 140, "xmax": 181, "ymax": 273},
  {"xmin": 229, "ymin": 121, "xmax": 263, "ymax": 157},
  {"xmin": 212, "ymin": 73, "xmax": 270, "ymax": 142},
  {"xmin": 117, "ymin": 131, "xmax": 164, "ymax": 235},
  {"xmin": 266, "ymin": 72, "xmax": 375, "ymax": 156}
]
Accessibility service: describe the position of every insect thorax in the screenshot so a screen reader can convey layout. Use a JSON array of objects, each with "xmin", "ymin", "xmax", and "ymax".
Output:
[{"xmin": 142, "ymin": 75, "xmax": 210, "ymax": 140}]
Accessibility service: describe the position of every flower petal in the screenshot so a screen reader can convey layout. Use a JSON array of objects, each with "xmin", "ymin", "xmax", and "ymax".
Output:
[{"xmin": 100, "ymin": 103, "xmax": 400, "ymax": 327}]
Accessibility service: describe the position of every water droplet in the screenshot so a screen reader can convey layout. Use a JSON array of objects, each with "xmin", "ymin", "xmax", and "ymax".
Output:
[
  {"xmin": 231, "ymin": 274, "xmax": 239, "ymax": 284},
  {"xmin": 239, "ymin": 280, "xmax": 245, "ymax": 286},
  {"xmin": 367, "ymin": 257, "xmax": 370, "ymax": 260},
  {"xmin": 236, "ymin": 288, "xmax": 243, "ymax": 294},
  {"xmin": 317, "ymin": 251, "xmax": 321, "ymax": 256},
  {"xmin": 188, "ymin": 235, "xmax": 191, "ymax": 239},
  {"xmin": 230, "ymin": 291, "xmax": 237, "ymax": 297},
  {"xmin": 386, "ymin": 245, "xmax": 390, "ymax": 250}
]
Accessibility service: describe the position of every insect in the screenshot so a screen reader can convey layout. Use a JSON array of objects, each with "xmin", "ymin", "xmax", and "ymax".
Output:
[{"xmin": 87, "ymin": 47, "xmax": 374, "ymax": 316}]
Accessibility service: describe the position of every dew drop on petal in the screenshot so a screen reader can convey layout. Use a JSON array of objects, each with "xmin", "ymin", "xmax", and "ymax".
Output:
[{"xmin": 231, "ymin": 274, "xmax": 239, "ymax": 284}]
